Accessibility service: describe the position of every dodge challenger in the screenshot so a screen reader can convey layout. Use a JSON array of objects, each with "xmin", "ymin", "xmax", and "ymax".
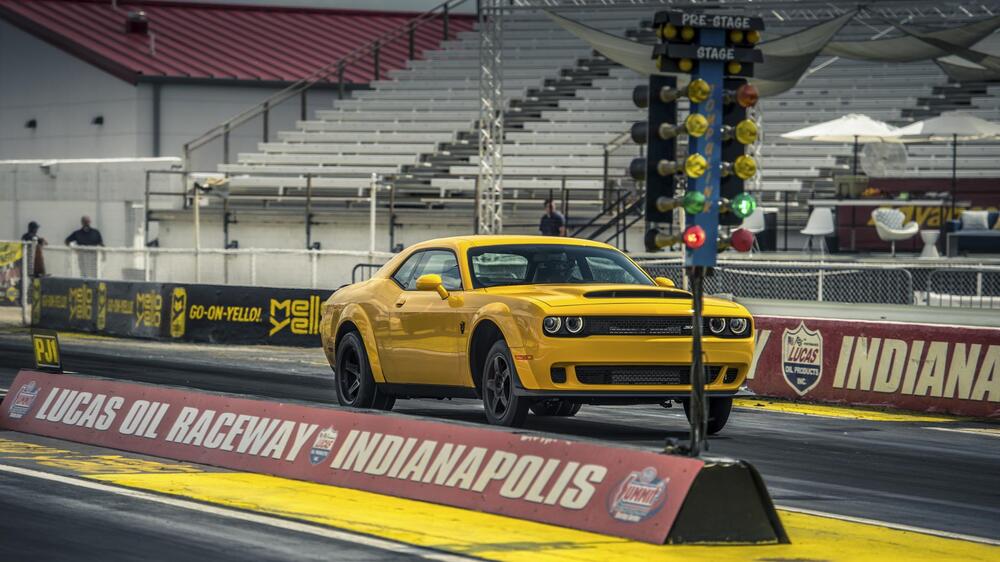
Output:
[{"xmin": 320, "ymin": 235, "xmax": 753, "ymax": 431}]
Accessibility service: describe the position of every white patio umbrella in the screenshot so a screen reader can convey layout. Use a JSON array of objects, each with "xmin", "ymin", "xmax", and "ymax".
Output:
[
  {"xmin": 892, "ymin": 112, "xmax": 1000, "ymax": 214},
  {"xmin": 781, "ymin": 114, "xmax": 900, "ymax": 175}
]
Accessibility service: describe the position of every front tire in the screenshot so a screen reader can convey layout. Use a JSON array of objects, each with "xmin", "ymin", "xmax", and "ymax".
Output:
[
  {"xmin": 682, "ymin": 397, "xmax": 733, "ymax": 435},
  {"xmin": 482, "ymin": 340, "xmax": 530, "ymax": 427},
  {"xmin": 530, "ymin": 400, "xmax": 582, "ymax": 417},
  {"xmin": 335, "ymin": 331, "xmax": 395, "ymax": 411}
]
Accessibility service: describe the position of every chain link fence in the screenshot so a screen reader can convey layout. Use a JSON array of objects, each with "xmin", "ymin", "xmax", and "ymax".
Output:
[{"xmin": 639, "ymin": 258, "xmax": 1000, "ymax": 309}]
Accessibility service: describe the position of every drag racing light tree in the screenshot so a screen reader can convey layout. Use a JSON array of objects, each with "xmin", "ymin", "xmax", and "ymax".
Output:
[{"xmin": 651, "ymin": 10, "xmax": 763, "ymax": 457}]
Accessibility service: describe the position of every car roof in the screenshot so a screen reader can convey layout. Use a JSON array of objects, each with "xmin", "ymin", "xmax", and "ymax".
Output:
[{"xmin": 408, "ymin": 235, "xmax": 617, "ymax": 252}]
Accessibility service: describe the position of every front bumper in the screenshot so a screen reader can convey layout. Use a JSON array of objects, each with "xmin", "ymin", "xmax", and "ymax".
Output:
[{"xmin": 509, "ymin": 335, "xmax": 753, "ymax": 395}]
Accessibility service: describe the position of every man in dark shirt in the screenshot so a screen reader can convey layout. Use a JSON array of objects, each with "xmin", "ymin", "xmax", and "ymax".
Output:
[
  {"xmin": 65, "ymin": 216, "xmax": 103, "ymax": 278},
  {"xmin": 539, "ymin": 198, "xmax": 566, "ymax": 236},
  {"xmin": 65, "ymin": 216, "xmax": 104, "ymax": 247},
  {"xmin": 20, "ymin": 221, "xmax": 47, "ymax": 277}
]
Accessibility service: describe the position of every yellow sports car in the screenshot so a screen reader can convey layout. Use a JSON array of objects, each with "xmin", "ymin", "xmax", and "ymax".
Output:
[{"xmin": 320, "ymin": 235, "xmax": 753, "ymax": 431}]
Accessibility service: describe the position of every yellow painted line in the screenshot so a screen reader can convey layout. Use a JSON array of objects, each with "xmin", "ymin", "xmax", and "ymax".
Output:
[
  {"xmin": 734, "ymin": 397, "xmax": 960, "ymax": 423},
  {"xmin": 93, "ymin": 471, "xmax": 998, "ymax": 562}
]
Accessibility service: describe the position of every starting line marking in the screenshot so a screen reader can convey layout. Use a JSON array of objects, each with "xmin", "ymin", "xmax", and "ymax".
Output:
[
  {"xmin": 0, "ymin": 463, "xmax": 477, "ymax": 562},
  {"xmin": 923, "ymin": 426, "xmax": 1000, "ymax": 438}
]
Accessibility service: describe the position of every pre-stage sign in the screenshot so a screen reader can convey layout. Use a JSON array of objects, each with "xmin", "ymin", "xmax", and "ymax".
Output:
[{"xmin": 0, "ymin": 370, "xmax": 705, "ymax": 544}]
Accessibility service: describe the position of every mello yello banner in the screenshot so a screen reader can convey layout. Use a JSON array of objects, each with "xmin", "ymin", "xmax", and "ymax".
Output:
[
  {"xmin": 1, "ymin": 370, "xmax": 704, "ymax": 543},
  {"xmin": 749, "ymin": 316, "xmax": 1000, "ymax": 418}
]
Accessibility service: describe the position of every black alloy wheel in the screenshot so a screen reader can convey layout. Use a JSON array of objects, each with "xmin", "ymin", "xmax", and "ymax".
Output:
[
  {"xmin": 335, "ymin": 331, "xmax": 395, "ymax": 410},
  {"xmin": 482, "ymin": 340, "xmax": 530, "ymax": 427}
]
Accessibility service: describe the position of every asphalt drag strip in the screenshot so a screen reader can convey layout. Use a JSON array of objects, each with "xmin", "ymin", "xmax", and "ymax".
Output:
[{"xmin": 0, "ymin": 432, "xmax": 996, "ymax": 562}]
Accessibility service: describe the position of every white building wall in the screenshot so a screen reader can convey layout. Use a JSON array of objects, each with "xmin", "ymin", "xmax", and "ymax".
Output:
[{"xmin": 0, "ymin": 20, "xmax": 143, "ymax": 159}]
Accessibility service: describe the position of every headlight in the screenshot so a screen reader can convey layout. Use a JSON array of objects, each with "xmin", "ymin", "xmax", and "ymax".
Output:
[
  {"xmin": 708, "ymin": 317, "xmax": 727, "ymax": 335},
  {"xmin": 565, "ymin": 316, "xmax": 584, "ymax": 334},
  {"xmin": 543, "ymin": 317, "xmax": 562, "ymax": 334},
  {"xmin": 729, "ymin": 317, "xmax": 749, "ymax": 336}
]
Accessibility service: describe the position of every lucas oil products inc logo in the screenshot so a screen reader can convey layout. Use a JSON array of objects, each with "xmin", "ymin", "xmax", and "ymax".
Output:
[
  {"xmin": 9, "ymin": 381, "xmax": 40, "ymax": 419},
  {"xmin": 309, "ymin": 427, "xmax": 339, "ymax": 465},
  {"xmin": 782, "ymin": 321, "xmax": 823, "ymax": 395},
  {"xmin": 170, "ymin": 287, "xmax": 187, "ymax": 338},
  {"xmin": 608, "ymin": 467, "xmax": 668, "ymax": 523}
]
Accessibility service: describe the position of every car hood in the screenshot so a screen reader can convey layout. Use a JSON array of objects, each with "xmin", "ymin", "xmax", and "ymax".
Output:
[{"xmin": 483, "ymin": 284, "xmax": 743, "ymax": 312}]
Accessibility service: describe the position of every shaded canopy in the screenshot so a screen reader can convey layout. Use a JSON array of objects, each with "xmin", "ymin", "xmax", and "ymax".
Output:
[{"xmin": 822, "ymin": 15, "xmax": 1000, "ymax": 62}]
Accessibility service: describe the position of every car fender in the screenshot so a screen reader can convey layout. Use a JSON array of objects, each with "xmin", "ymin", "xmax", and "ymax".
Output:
[
  {"xmin": 338, "ymin": 303, "xmax": 388, "ymax": 383},
  {"xmin": 470, "ymin": 302, "xmax": 525, "ymax": 350}
]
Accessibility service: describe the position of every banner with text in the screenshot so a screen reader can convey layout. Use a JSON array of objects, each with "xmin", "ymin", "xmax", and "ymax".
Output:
[
  {"xmin": 0, "ymin": 241, "xmax": 24, "ymax": 307},
  {"xmin": 1, "ymin": 370, "xmax": 704, "ymax": 544},
  {"xmin": 749, "ymin": 316, "xmax": 1000, "ymax": 418},
  {"xmin": 33, "ymin": 277, "xmax": 331, "ymax": 346}
]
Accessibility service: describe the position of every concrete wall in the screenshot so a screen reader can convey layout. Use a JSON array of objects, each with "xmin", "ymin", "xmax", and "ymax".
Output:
[
  {"xmin": 0, "ymin": 19, "xmax": 342, "ymax": 163},
  {"xmin": 0, "ymin": 20, "xmax": 142, "ymax": 159},
  {"xmin": 0, "ymin": 158, "xmax": 183, "ymax": 247}
]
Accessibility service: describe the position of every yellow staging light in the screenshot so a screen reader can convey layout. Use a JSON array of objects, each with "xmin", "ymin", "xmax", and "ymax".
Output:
[
  {"xmin": 661, "ymin": 23, "xmax": 678, "ymax": 40},
  {"xmin": 735, "ymin": 119, "xmax": 758, "ymax": 145},
  {"xmin": 729, "ymin": 29, "xmax": 745, "ymax": 43},
  {"xmin": 747, "ymin": 30, "xmax": 762, "ymax": 44},
  {"xmin": 685, "ymin": 113, "xmax": 709, "ymax": 138},
  {"xmin": 681, "ymin": 26, "xmax": 695, "ymax": 41},
  {"xmin": 733, "ymin": 154, "xmax": 758, "ymax": 180},
  {"xmin": 684, "ymin": 154, "xmax": 708, "ymax": 178},
  {"xmin": 687, "ymin": 79, "xmax": 711, "ymax": 103},
  {"xmin": 678, "ymin": 58, "xmax": 694, "ymax": 72},
  {"xmin": 727, "ymin": 61, "xmax": 743, "ymax": 75}
]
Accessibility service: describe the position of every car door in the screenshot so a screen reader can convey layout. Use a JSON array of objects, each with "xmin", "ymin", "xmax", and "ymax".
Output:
[{"xmin": 388, "ymin": 249, "xmax": 466, "ymax": 386}]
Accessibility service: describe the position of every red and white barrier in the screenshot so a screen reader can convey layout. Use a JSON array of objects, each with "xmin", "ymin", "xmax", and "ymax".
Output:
[
  {"xmin": 1, "ymin": 370, "xmax": 704, "ymax": 544},
  {"xmin": 749, "ymin": 316, "xmax": 1000, "ymax": 418}
]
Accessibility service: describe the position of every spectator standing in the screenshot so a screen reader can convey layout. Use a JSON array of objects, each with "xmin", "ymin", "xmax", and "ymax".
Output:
[
  {"xmin": 539, "ymin": 198, "xmax": 566, "ymax": 237},
  {"xmin": 65, "ymin": 216, "xmax": 103, "ymax": 277},
  {"xmin": 20, "ymin": 221, "xmax": 47, "ymax": 277}
]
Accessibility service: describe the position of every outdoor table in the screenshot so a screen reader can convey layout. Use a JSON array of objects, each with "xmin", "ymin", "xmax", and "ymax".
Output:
[{"xmin": 806, "ymin": 199, "xmax": 971, "ymax": 252}]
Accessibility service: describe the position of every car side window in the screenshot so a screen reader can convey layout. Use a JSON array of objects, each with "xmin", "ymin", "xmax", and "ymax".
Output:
[
  {"xmin": 410, "ymin": 250, "xmax": 463, "ymax": 290},
  {"xmin": 391, "ymin": 252, "xmax": 423, "ymax": 290}
]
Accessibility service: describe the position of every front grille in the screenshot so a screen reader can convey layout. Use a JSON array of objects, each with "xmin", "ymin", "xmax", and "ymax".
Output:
[
  {"xmin": 585, "ymin": 316, "xmax": 695, "ymax": 336},
  {"xmin": 576, "ymin": 365, "xmax": 723, "ymax": 385}
]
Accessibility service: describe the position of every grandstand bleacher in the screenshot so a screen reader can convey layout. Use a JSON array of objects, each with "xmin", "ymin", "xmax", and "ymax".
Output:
[{"xmin": 206, "ymin": 2, "xmax": 1000, "ymax": 238}]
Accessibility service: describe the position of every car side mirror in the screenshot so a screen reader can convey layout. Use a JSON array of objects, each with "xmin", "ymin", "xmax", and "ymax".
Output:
[
  {"xmin": 654, "ymin": 277, "xmax": 676, "ymax": 288},
  {"xmin": 415, "ymin": 273, "xmax": 449, "ymax": 299}
]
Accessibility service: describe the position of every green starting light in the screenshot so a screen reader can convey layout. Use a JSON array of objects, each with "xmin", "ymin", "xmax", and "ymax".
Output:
[
  {"xmin": 731, "ymin": 193, "xmax": 757, "ymax": 219},
  {"xmin": 682, "ymin": 190, "xmax": 706, "ymax": 215}
]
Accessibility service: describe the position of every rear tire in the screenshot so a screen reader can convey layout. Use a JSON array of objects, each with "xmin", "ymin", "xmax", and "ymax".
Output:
[
  {"xmin": 681, "ymin": 397, "xmax": 733, "ymax": 435},
  {"xmin": 530, "ymin": 400, "xmax": 582, "ymax": 417},
  {"xmin": 335, "ymin": 331, "xmax": 395, "ymax": 411},
  {"xmin": 482, "ymin": 340, "xmax": 530, "ymax": 427}
]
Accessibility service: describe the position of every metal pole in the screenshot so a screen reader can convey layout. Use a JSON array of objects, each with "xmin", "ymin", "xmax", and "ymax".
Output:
[
  {"xmin": 223, "ymin": 124, "xmax": 230, "ymax": 165},
  {"xmin": 262, "ymin": 101, "xmax": 269, "ymax": 143},
  {"xmin": 408, "ymin": 24, "xmax": 416, "ymax": 59},
  {"xmin": 300, "ymin": 89, "xmax": 307, "ymax": 121},
  {"xmin": 443, "ymin": 3, "xmax": 450, "ymax": 41},
  {"xmin": 338, "ymin": 63, "xmax": 346, "ymax": 99},
  {"xmin": 783, "ymin": 191, "xmax": 789, "ymax": 251},
  {"xmin": 143, "ymin": 171, "xmax": 151, "ymax": 247},
  {"xmin": 193, "ymin": 184, "xmax": 201, "ymax": 283},
  {"xmin": 373, "ymin": 41, "xmax": 381, "ymax": 81},
  {"xmin": 951, "ymin": 134, "xmax": 957, "ymax": 219},
  {"xmin": 688, "ymin": 266, "xmax": 707, "ymax": 456},
  {"xmin": 370, "ymin": 173, "xmax": 378, "ymax": 260},
  {"xmin": 305, "ymin": 174, "xmax": 313, "ymax": 249},
  {"xmin": 389, "ymin": 179, "xmax": 397, "ymax": 250},
  {"xmin": 21, "ymin": 241, "xmax": 29, "ymax": 327}
]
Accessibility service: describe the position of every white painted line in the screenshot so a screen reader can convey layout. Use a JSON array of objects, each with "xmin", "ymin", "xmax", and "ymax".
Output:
[
  {"xmin": 924, "ymin": 426, "xmax": 1000, "ymax": 438},
  {"xmin": 0, "ymin": 463, "xmax": 478, "ymax": 562},
  {"xmin": 776, "ymin": 504, "xmax": 1000, "ymax": 546}
]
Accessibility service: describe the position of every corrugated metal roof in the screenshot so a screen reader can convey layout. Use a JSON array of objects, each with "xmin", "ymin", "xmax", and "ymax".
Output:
[{"xmin": 0, "ymin": 0, "xmax": 474, "ymax": 84}]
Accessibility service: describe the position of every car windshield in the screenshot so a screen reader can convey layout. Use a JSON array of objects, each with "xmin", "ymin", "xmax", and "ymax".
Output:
[{"xmin": 467, "ymin": 244, "xmax": 655, "ymax": 288}]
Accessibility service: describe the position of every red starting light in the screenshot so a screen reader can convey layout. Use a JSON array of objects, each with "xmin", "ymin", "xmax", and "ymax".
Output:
[
  {"xmin": 682, "ymin": 225, "xmax": 706, "ymax": 249},
  {"xmin": 736, "ymin": 83, "xmax": 759, "ymax": 108},
  {"xmin": 730, "ymin": 228, "xmax": 755, "ymax": 252}
]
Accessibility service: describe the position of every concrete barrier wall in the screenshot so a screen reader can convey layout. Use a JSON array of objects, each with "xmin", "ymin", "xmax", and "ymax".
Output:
[{"xmin": 749, "ymin": 316, "xmax": 1000, "ymax": 418}]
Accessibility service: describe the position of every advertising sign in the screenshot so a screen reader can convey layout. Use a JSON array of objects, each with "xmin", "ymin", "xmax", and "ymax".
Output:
[
  {"xmin": 0, "ymin": 241, "xmax": 24, "ymax": 307},
  {"xmin": 33, "ymin": 278, "xmax": 331, "ymax": 347},
  {"xmin": 0, "ymin": 370, "xmax": 705, "ymax": 544},
  {"xmin": 750, "ymin": 316, "xmax": 1000, "ymax": 418}
]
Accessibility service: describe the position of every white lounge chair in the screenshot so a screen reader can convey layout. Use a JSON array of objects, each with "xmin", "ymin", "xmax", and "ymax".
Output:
[{"xmin": 872, "ymin": 208, "xmax": 919, "ymax": 256}]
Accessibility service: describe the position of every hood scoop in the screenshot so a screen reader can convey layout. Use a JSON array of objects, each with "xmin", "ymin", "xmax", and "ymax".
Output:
[{"xmin": 584, "ymin": 289, "xmax": 690, "ymax": 299}]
